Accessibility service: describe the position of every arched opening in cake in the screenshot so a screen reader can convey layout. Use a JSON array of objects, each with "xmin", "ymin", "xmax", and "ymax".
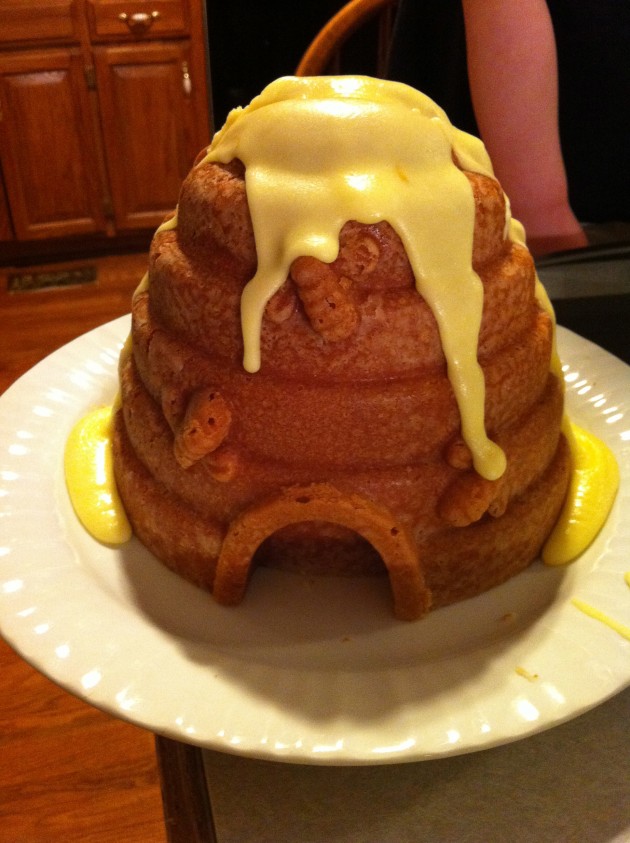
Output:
[
  {"xmin": 212, "ymin": 484, "xmax": 432, "ymax": 620},
  {"xmin": 253, "ymin": 520, "xmax": 388, "ymax": 577}
]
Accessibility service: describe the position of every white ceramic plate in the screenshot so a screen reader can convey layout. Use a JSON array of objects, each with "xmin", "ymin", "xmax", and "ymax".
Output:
[{"xmin": 1, "ymin": 317, "xmax": 628, "ymax": 765}]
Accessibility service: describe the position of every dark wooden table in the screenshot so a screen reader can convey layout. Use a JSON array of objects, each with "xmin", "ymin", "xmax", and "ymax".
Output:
[{"xmin": 0, "ymin": 252, "xmax": 170, "ymax": 843}]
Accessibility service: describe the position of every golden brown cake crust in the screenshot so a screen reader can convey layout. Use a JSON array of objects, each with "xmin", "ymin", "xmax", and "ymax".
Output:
[
  {"xmin": 113, "ymin": 397, "xmax": 570, "ymax": 618},
  {"xmin": 113, "ymin": 154, "xmax": 571, "ymax": 620}
]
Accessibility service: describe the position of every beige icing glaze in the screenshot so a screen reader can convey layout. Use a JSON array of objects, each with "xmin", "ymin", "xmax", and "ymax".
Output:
[{"xmin": 200, "ymin": 75, "xmax": 507, "ymax": 479}]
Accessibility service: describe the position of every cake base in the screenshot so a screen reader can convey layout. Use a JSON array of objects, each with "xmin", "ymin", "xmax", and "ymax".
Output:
[{"xmin": 113, "ymin": 407, "xmax": 570, "ymax": 619}]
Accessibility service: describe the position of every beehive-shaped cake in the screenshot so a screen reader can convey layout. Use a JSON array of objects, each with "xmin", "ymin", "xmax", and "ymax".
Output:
[{"xmin": 112, "ymin": 76, "xmax": 571, "ymax": 620}]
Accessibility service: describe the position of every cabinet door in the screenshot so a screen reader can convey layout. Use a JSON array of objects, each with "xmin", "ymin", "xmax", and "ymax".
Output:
[
  {"xmin": 0, "ymin": 168, "xmax": 14, "ymax": 241},
  {"xmin": 94, "ymin": 41, "xmax": 202, "ymax": 231},
  {"xmin": 0, "ymin": 49, "xmax": 107, "ymax": 240}
]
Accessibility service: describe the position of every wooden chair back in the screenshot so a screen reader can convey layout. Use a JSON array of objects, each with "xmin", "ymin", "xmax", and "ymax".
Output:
[{"xmin": 296, "ymin": 0, "xmax": 398, "ymax": 77}]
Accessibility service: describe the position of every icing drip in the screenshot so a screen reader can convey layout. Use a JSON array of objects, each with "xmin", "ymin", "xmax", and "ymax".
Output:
[{"xmin": 201, "ymin": 76, "xmax": 507, "ymax": 479}]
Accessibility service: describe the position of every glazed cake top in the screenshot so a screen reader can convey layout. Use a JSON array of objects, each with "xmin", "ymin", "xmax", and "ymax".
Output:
[{"xmin": 195, "ymin": 75, "xmax": 513, "ymax": 479}]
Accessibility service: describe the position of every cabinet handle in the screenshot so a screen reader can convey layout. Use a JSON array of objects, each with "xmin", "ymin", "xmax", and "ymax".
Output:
[
  {"xmin": 118, "ymin": 10, "xmax": 160, "ymax": 35},
  {"xmin": 182, "ymin": 61, "xmax": 192, "ymax": 96}
]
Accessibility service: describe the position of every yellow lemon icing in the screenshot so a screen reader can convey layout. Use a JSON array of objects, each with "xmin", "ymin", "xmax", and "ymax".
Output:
[
  {"xmin": 543, "ymin": 421, "xmax": 619, "ymax": 565},
  {"xmin": 64, "ymin": 406, "xmax": 131, "ymax": 544},
  {"xmin": 571, "ymin": 598, "xmax": 630, "ymax": 642}
]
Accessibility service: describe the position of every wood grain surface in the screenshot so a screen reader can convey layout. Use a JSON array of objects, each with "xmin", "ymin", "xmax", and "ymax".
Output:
[{"xmin": 0, "ymin": 251, "xmax": 168, "ymax": 843}]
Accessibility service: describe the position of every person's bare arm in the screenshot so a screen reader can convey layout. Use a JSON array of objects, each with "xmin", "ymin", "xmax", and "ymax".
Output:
[{"xmin": 462, "ymin": 0, "xmax": 587, "ymax": 253}]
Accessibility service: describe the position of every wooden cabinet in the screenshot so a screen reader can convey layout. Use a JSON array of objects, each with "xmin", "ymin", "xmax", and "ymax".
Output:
[
  {"xmin": 86, "ymin": 0, "xmax": 189, "ymax": 40},
  {"xmin": 94, "ymin": 41, "xmax": 204, "ymax": 230},
  {"xmin": 0, "ymin": 0, "xmax": 83, "ymax": 46},
  {"xmin": 0, "ymin": 0, "xmax": 211, "ymax": 255},
  {"xmin": 0, "ymin": 47, "xmax": 107, "ymax": 239},
  {"xmin": 0, "ymin": 165, "xmax": 12, "ymax": 241}
]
